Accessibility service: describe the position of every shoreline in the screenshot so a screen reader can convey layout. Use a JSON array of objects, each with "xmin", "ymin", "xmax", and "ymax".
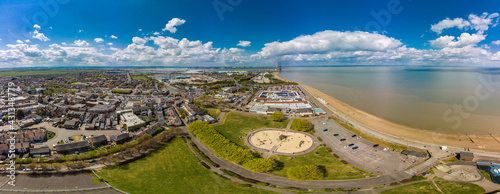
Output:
[{"xmin": 273, "ymin": 72, "xmax": 500, "ymax": 152}]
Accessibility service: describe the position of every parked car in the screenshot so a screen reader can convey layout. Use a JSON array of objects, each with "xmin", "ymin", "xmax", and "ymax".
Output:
[
  {"xmin": 340, "ymin": 138, "xmax": 346, "ymax": 141},
  {"xmin": 351, "ymin": 134, "xmax": 357, "ymax": 138},
  {"xmin": 323, "ymin": 129, "xmax": 328, "ymax": 131},
  {"xmin": 352, "ymin": 146, "xmax": 359, "ymax": 150},
  {"xmin": 357, "ymin": 136, "xmax": 362, "ymax": 139},
  {"xmin": 348, "ymin": 143, "xmax": 354, "ymax": 147},
  {"xmin": 333, "ymin": 134, "xmax": 339, "ymax": 136},
  {"xmin": 322, "ymin": 123, "xmax": 327, "ymax": 125},
  {"xmin": 343, "ymin": 145, "xmax": 348, "ymax": 149}
]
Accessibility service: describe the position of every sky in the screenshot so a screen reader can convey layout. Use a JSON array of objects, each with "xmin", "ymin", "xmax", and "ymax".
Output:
[{"xmin": 1, "ymin": 0, "xmax": 500, "ymax": 68}]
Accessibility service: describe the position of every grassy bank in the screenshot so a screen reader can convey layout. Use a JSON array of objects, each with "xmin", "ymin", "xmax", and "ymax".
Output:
[
  {"xmin": 213, "ymin": 112, "xmax": 289, "ymax": 148},
  {"xmin": 206, "ymin": 108, "xmax": 221, "ymax": 119},
  {"xmin": 97, "ymin": 138, "xmax": 273, "ymax": 194},
  {"xmin": 268, "ymin": 146, "xmax": 373, "ymax": 180},
  {"xmin": 381, "ymin": 181, "xmax": 484, "ymax": 194}
]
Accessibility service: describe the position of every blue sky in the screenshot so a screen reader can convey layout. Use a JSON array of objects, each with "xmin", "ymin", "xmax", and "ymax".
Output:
[{"xmin": 1, "ymin": 0, "xmax": 500, "ymax": 67}]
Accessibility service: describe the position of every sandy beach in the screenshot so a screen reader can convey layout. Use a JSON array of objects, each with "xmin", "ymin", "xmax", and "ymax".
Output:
[{"xmin": 273, "ymin": 72, "xmax": 500, "ymax": 152}]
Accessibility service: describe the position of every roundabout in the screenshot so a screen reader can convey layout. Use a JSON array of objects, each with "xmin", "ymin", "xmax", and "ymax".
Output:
[{"xmin": 246, "ymin": 129, "xmax": 317, "ymax": 155}]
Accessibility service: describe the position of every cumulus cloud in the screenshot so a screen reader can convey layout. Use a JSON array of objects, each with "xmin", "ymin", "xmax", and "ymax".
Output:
[
  {"xmin": 94, "ymin": 38, "xmax": 104, "ymax": 43},
  {"xmin": 132, "ymin": 37, "xmax": 147, "ymax": 45},
  {"xmin": 256, "ymin": 30, "xmax": 402, "ymax": 58},
  {"xmin": 138, "ymin": 29, "xmax": 142, "ymax": 31},
  {"xmin": 31, "ymin": 24, "xmax": 50, "ymax": 41},
  {"xmin": 110, "ymin": 35, "xmax": 118, "ymax": 39},
  {"xmin": 16, "ymin": 40, "xmax": 23, "ymax": 44},
  {"xmin": 429, "ymin": 33, "xmax": 486, "ymax": 48},
  {"xmin": 74, "ymin": 40, "xmax": 90, "ymax": 47},
  {"xmin": 237, "ymin": 41, "xmax": 251, "ymax": 47},
  {"xmin": 25, "ymin": 39, "xmax": 31, "ymax": 43},
  {"xmin": 78, "ymin": 29, "xmax": 83, "ymax": 33},
  {"xmin": 431, "ymin": 18, "xmax": 470, "ymax": 34},
  {"xmin": 153, "ymin": 32, "xmax": 160, "ymax": 36},
  {"xmin": 431, "ymin": 12, "xmax": 499, "ymax": 34},
  {"xmin": 107, "ymin": 42, "xmax": 113, "ymax": 46},
  {"xmin": 162, "ymin": 18, "xmax": 186, "ymax": 33},
  {"xmin": 491, "ymin": 40, "xmax": 500, "ymax": 45}
]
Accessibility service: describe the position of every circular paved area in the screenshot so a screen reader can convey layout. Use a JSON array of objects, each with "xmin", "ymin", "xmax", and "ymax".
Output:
[{"xmin": 246, "ymin": 129, "xmax": 316, "ymax": 155}]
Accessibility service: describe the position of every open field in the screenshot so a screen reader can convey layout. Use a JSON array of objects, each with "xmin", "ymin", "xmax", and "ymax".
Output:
[
  {"xmin": 213, "ymin": 112, "xmax": 289, "ymax": 148},
  {"xmin": 0, "ymin": 69, "xmax": 97, "ymax": 77},
  {"xmin": 381, "ymin": 181, "xmax": 484, "ymax": 194},
  {"xmin": 96, "ymin": 138, "xmax": 273, "ymax": 194},
  {"xmin": 268, "ymin": 146, "xmax": 373, "ymax": 180},
  {"xmin": 206, "ymin": 108, "xmax": 221, "ymax": 119},
  {"xmin": 131, "ymin": 75, "xmax": 151, "ymax": 80}
]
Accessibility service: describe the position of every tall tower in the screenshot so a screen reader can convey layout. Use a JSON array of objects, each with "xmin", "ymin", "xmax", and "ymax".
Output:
[{"xmin": 276, "ymin": 61, "xmax": 282, "ymax": 71}]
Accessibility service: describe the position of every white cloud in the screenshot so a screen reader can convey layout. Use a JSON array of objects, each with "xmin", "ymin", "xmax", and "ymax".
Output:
[
  {"xmin": 431, "ymin": 18, "xmax": 470, "ymax": 34},
  {"xmin": 468, "ymin": 12, "xmax": 499, "ymax": 32},
  {"xmin": 162, "ymin": 18, "xmax": 186, "ymax": 33},
  {"xmin": 110, "ymin": 35, "xmax": 118, "ymax": 39},
  {"xmin": 16, "ymin": 40, "xmax": 23, "ymax": 44},
  {"xmin": 256, "ymin": 30, "xmax": 402, "ymax": 58},
  {"xmin": 153, "ymin": 32, "xmax": 160, "ymax": 36},
  {"xmin": 61, "ymin": 42, "xmax": 67, "ymax": 45},
  {"xmin": 94, "ymin": 38, "xmax": 104, "ymax": 43},
  {"xmin": 150, "ymin": 36, "xmax": 179, "ymax": 48},
  {"xmin": 491, "ymin": 40, "xmax": 500, "ymax": 45},
  {"xmin": 429, "ymin": 33, "xmax": 486, "ymax": 48},
  {"xmin": 74, "ymin": 40, "xmax": 90, "ymax": 47},
  {"xmin": 107, "ymin": 42, "xmax": 113, "ymax": 46},
  {"xmin": 237, "ymin": 41, "xmax": 251, "ymax": 47},
  {"xmin": 431, "ymin": 12, "xmax": 499, "ymax": 34},
  {"xmin": 31, "ymin": 24, "xmax": 50, "ymax": 41},
  {"xmin": 78, "ymin": 29, "xmax": 83, "ymax": 33},
  {"xmin": 132, "ymin": 37, "xmax": 147, "ymax": 45},
  {"xmin": 138, "ymin": 29, "xmax": 142, "ymax": 31},
  {"xmin": 25, "ymin": 39, "xmax": 31, "ymax": 43}
]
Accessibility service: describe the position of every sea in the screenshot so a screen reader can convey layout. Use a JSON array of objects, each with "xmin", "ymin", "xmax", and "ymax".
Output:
[{"xmin": 280, "ymin": 66, "xmax": 500, "ymax": 135}]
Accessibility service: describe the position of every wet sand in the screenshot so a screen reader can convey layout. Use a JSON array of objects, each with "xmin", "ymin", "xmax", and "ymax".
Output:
[{"xmin": 273, "ymin": 72, "xmax": 500, "ymax": 152}]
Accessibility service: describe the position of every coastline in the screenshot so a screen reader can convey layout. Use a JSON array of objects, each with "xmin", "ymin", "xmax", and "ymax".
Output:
[{"xmin": 273, "ymin": 72, "xmax": 500, "ymax": 152}]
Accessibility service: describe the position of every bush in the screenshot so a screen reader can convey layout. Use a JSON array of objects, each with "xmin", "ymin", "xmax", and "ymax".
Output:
[
  {"xmin": 188, "ymin": 121, "xmax": 253, "ymax": 164},
  {"xmin": 243, "ymin": 158, "xmax": 280, "ymax": 173},
  {"xmin": 287, "ymin": 165, "xmax": 325, "ymax": 181},
  {"xmin": 290, "ymin": 118, "xmax": 312, "ymax": 132},
  {"xmin": 270, "ymin": 111, "xmax": 284, "ymax": 122}
]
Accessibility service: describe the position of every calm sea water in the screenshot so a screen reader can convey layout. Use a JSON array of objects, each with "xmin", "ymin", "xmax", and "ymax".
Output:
[{"xmin": 281, "ymin": 66, "xmax": 500, "ymax": 135}]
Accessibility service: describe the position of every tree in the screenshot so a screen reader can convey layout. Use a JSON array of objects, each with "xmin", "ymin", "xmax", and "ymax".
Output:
[
  {"xmin": 51, "ymin": 163, "xmax": 62, "ymax": 171},
  {"xmin": 270, "ymin": 111, "xmax": 284, "ymax": 122},
  {"xmin": 291, "ymin": 118, "xmax": 312, "ymax": 132},
  {"xmin": 15, "ymin": 109, "xmax": 25, "ymax": 119},
  {"xmin": 287, "ymin": 165, "xmax": 325, "ymax": 181},
  {"xmin": 243, "ymin": 158, "xmax": 281, "ymax": 172}
]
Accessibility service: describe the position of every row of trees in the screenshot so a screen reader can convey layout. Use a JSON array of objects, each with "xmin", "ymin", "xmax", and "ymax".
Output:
[
  {"xmin": 291, "ymin": 118, "xmax": 313, "ymax": 132},
  {"xmin": 243, "ymin": 158, "xmax": 281, "ymax": 173},
  {"xmin": 287, "ymin": 165, "xmax": 325, "ymax": 180}
]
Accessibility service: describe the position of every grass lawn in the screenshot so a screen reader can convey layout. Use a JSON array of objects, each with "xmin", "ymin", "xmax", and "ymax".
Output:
[
  {"xmin": 131, "ymin": 75, "xmax": 151, "ymax": 80},
  {"xmin": 46, "ymin": 131, "xmax": 56, "ymax": 140},
  {"xmin": 381, "ymin": 181, "xmax": 484, "ymax": 194},
  {"xmin": 206, "ymin": 108, "xmax": 221, "ymax": 119},
  {"xmin": 96, "ymin": 138, "xmax": 274, "ymax": 194},
  {"xmin": 442, "ymin": 156, "xmax": 459, "ymax": 163},
  {"xmin": 213, "ymin": 112, "xmax": 289, "ymax": 148},
  {"xmin": 479, "ymin": 170, "xmax": 493, "ymax": 182},
  {"xmin": 69, "ymin": 135, "xmax": 83, "ymax": 142},
  {"xmin": 268, "ymin": 146, "xmax": 373, "ymax": 180}
]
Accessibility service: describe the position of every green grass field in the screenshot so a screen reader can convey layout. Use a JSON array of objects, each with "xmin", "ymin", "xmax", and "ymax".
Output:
[
  {"xmin": 96, "ymin": 138, "xmax": 274, "ymax": 194},
  {"xmin": 268, "ymin": 146, "xmax": 373, "ymax": 180},
  {"xmin": 213, "ymin": 112, "xmax": 289, "ymax": 148},
  {"xmin": 381, "ymin": 181, "xmax": 484, "ymax": 194},
  {"xmin": 0, "ymin": 69, "xmax": 97, "ymax": 77},
  {"xmin": 131, "ymin": 75, "xmax": 151, "ymax": 80},
  {"xmin": 206, "ymin": 108, "xmax": 221, "ymax": 119},
  {"xmin": 479, "ymin": 170, "xmax": 493, "ymax": 182}
]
